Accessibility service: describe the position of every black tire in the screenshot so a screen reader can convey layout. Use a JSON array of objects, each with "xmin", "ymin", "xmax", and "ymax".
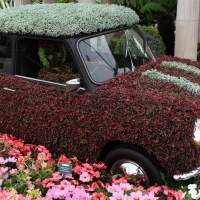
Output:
[{"xmin": 104, "ymin": 148, "xmax": 163, "ymax": 188}]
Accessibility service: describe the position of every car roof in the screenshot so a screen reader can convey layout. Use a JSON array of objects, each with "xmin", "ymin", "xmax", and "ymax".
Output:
[{"xmin": 0, "ymin": 3, "xmax": 139, "ymax": 37}]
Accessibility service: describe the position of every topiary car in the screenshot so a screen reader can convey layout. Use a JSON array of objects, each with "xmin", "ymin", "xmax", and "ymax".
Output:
[{"xmin": 0, "ymin": 3, "xmax": 200, "ymax": 188}]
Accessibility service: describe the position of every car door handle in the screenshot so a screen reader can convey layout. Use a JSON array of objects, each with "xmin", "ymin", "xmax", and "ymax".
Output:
[{"xmin": 3, "ymin": 87, "xmax": 15, "ymax": 92}]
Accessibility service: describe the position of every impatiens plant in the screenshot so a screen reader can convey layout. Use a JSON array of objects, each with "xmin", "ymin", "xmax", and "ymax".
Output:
[{"xmin": 0, "ymin": 132, "xmax": 185, "ymax": 199}]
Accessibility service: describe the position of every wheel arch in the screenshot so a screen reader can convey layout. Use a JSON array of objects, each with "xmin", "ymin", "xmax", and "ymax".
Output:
[{"xmin": 98, "ymin": 141, "xmax": 165, "ymax": 174}]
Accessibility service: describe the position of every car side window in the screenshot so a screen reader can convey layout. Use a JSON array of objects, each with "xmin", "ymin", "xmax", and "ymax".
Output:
[
  {"xmin": 0, "ymin": 36, "xmax": 12, "ymax": 75},
  {"xmin": 16, "ymin": 38, "xmax": 80, "ymax": 85}
]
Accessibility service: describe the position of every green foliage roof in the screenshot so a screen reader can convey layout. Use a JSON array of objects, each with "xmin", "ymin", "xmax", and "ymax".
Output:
[{"xmin": 0, "ymin": 3, "xmax": 139, "ymax": 37}]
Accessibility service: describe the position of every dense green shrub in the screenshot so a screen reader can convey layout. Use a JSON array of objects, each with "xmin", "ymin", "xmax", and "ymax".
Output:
[
  {"xmin": 1, "ymin": 56, "xmax": 200, "ymax": 178},
  {"xmin": 197, "ymin": 42, "xmax": 200, "ymax": 61},
  {"xmin": 139, "ymin": 25, "xmax": 166, "ymax": 57}
]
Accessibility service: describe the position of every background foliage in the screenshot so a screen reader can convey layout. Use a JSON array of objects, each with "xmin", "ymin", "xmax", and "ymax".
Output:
[{"xmin": 139, "ymin": 25, "xmax": 166, "ymax": 57}]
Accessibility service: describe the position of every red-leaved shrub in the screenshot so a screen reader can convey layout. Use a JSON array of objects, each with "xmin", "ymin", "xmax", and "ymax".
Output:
[{"xmin": 1, "ymin": 55, "xmax": 200, "ymax": 176}]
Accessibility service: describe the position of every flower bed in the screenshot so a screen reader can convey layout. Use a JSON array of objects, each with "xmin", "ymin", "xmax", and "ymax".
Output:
[{"xmin": 0, "ymin": 132, "xmax": 184, "ymax": 199}]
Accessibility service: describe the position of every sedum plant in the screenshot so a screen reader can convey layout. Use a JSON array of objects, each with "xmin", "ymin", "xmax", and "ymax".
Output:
[{"xmin": 0, "ymin": 3, "xmax": 139, "ymax": 37}]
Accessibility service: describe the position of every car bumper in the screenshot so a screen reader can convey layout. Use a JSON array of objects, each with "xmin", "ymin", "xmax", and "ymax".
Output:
[{"xmin": 173, "ymin": 167, "xmax": 200, "ymax": 181}]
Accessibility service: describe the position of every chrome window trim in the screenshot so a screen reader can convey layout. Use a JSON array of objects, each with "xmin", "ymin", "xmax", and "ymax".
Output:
[{"xmin": 15, "ymin": 75, "xmax": 65, "ymax": 87}]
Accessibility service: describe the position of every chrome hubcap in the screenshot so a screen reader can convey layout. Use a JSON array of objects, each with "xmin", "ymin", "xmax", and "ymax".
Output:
[{"xmin": 111, "ymin": 159, "xmax": 150, "ymax": 187}]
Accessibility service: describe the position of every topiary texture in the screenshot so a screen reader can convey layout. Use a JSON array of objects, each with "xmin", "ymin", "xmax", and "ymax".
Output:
[
  {"xmin": 139, "ymin": 25, "xmax": 166, "ymax": 57},
  {"xmin": 0, "ymin": 3, "xmax": 139, "ymax": 37},
  {"xmin": 1, "ymin": 55, "xmax": 200, "ymax": 177}
]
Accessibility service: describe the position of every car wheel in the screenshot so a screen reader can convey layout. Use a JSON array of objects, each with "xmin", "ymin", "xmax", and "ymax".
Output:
[{"xmin": 104, "ymin": 148, "xmax": 163, "ymax": 188}]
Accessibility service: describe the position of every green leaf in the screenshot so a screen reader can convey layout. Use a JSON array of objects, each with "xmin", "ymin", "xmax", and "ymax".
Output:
[{"xmin": 140, "ymin": 2, "xmax": 167, "ymax": 13}]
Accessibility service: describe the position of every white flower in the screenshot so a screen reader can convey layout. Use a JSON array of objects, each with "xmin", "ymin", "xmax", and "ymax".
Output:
[
  {"xmin": 188, "ymin": 189, "xmax": 200, "ymax": 200},
  {"xmin": 188, "ymin": 184, "xmax": 197, "ymax": 190}
]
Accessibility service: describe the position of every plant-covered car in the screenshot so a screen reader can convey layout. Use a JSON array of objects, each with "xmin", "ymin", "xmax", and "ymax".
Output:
[{"xmin": 0, "ymin": 3, "xmax": 200, "ymax": 188}]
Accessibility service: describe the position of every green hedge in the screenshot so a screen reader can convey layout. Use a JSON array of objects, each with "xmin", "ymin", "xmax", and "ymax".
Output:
[{"xmin": 140, "ymin": 25, "xmax": 166, "ymax": 57}]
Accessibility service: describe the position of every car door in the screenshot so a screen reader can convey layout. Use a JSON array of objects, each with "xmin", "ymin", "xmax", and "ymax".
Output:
[{"xmin": 0, "ymin": 35, "xmax": 87, "ymax": 150}]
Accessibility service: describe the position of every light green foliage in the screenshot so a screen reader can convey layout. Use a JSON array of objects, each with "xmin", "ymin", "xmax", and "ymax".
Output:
[
  {"xmin": 139, "ymin": 25, "xmax": 165, "ymax": 57},
  {"xmin": 0, "ymin": 3, "xmax": 139, "ymax": 37},
  {"xmin": 56, "ymin": 0, "xmax": 74, "ymax": 3},
  {"xmin": 162, "ymin": 61, "xmax": 200, "ymax": 75},
  {"xmin": 38, "ymin": 47, "xmax": 50, "ymax": 67},
  {"xmin": 142, "ymin": 69, "xmax": 200, "ymax": 96}
]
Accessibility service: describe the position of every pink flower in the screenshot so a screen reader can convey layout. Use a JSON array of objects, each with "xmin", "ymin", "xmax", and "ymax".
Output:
[
  {"xmin": 93, "ymin": 163, "xmax": 107, "ymax": 170},
  {"xmin": 35, "ymin": 178, "xmax": 42, "ymax": 183},
  {"xmin": 65, "ymin": 174, "xmax": 74, "ymax": 179},
  {"xmin": 11, "ymin": 140, "xmax": 24, "ymax": 149},
  {"xmin": 0, "ymin": 167, "xmax": 8, "ymax": 174},
  {"xmin": 71, "ymin": 188, "xmax": 92, "ymax": 200},
  {"xmin": 60, "ymin": 180, "xmax": 72, "ymax": 186},
  {"xmin": 52, "ymin": 172, "xmax": 62, "ymax": 181},
  {"xmin": 92, "ymin": 192, "xmax": 107, "ymax": 200},
  {"xmin": 119, "ymin": 183, "xmax": 132, "ymax": 191},
  {"xmin": 9, "ymin": 169, "xmax": 18, "ymax": 174},
  {"xmin": 90, "ymin": 182, "xmax": 98, "ymax": 190},
  {"xmin": 5, "ymin": 157, "xmax": 17, "ymax": 163},
  {"xmin": 46, "ymin": 187, "xmax": 69, "ymax": 199},
  {"xmin": 107, "ymin": 184, "xmax": 121, "ymax": 193},
  {"xmin": 146, "ymin": 192, "xmax": 159, "ymax": 200},
  {"xmin": 72, "ymin": 180, "xmax": 79, "ymax": 185},
  {"xmin": 109, "ymin": 191, "xmax": 127, "ymax": 200},
  {"xmin": 174, "ymin": 191, "xmax": 184, "ymax": 200},
  {"xmin": 73, "ymin": 165, "xmax": 82, "ymax": 175},
  {"xmin": 66, "ymin": 185, "xmax": 76, "ymax": 194},
  {"xmin": 58, "ymin": 154, "xmax": 71, "ymax": 164},
  {"xmin": 93, "ymin": 171, "xmax": 100, "ymax": 178},
  {"xmin": 35, "ymin": 145, "xmax": 47, "ymax": 152},
  {"xmin": 79, "ymin": 172, "xmax": 91, "ymax": 182},
  {"xmin": 147, "ymin": 186, "xmax": 162, "ymax": 195},
  {"xmin": 0, "ymin": 157, "xmax": 5, "ymax": 164},
  {"xmin": 8, "ymin": 149, "xmax": 21, "ymax": 157},
  {"xmin": 130, "ymin": 190, "xmax": 146, "ymax": 200},
  {"xmin": 82, "ymin": 163, "xmax": 93, "ymax": 172}
]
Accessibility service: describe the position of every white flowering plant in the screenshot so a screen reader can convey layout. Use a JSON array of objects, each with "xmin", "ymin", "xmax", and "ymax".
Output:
[{"xmin": 0, "ymin": 3, "xmax": 139, "ymax": 37}]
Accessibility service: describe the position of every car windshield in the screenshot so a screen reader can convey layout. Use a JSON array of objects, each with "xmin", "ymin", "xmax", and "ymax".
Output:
[{"xmin": 78, "ymin": 27, "xmax": 154, "ymax": 83}]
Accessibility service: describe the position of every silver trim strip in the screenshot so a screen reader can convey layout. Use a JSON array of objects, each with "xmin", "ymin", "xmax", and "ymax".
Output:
[
  {"xmin": 15, "ymin": 75, "xmax": 65, "ymax": 87},
  {"xmin": 173, "ymin": 167, "xmax": 200, "ymax": 180},
  {"xmin": 4, "ymin": 87, "xmax": 15, "ymax": 92}
]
